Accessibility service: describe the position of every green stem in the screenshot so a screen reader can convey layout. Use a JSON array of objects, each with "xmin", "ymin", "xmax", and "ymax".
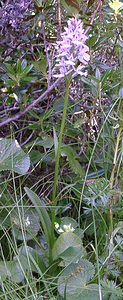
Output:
[
  {"xmin": 92, "ymin": 205, "xmax": 102, "ymax": 300},
  {"xmin": 110, "ymin": 127, "xmax": 122, "ymax": 190},
  {"xmin": 109, "ymin": 126, "xmax": 122, "ymax": 246},
  {"xmin": 51, "ymin": 76, "xmax": 71, "ymax": 236}
]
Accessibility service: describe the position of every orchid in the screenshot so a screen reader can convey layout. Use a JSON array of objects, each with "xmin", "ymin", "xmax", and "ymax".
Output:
[{"xmin": 53, "ymin": 17, "xmax": 90, "ymax": 78}]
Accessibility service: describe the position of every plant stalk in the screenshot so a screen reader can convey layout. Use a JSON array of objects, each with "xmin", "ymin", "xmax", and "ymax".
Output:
[
  {"xmin": 51, "ymin": 76, "xmax": 71, "ymax": 240},
  {"xmin": 109, "ymin": 126, "xmax": 122, "ymax": 254}
]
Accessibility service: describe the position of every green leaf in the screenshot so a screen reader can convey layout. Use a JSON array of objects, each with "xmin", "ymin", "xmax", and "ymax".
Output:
[
  {"xmin": 21, "ymin": 59, "xmax": 27, "ymax": 70},
  {"xmin": 4, "ymin": 63, "xmax": 15, "ymax": 75},
  {"xmin": 95, "ymin": 68, "xmax": 101, "ymax": 81},
  {"xmin": 11, "ymin": 208, "xmax": 40, "ymax": 240},
  {"xmin": 61, "ymin": 0, "xmax": 80, "ymax": 16},
  {"xmin": 101, "ymin": 280, "xmax": 123, "ymax": 299},
  {"xmin": 0, "ymin": 260, "xmax": 24, "ymax": 283},
  {"xmin": 32, "ymin": 57, "xmax": 47, "ymax": 78},
  {"xmin": 0, "ymin": 138, "xmax": 30, "ymax": 174},
  {"xmin": 53, "ymin": 127, "xmax": 58, "ymax": 157},
  {"xmin": 53, "ymin": 98, "xmax": 64, "ymax": 112},
  {"xmin": 7, "ymin": 73, "xmax": 17, "ymax": 82},
  {"xmin": 65, "ymin": 284, "xmax": 100, "ymax": 300},
  {"xmin": 0, "ymin": 187, "xmax": 14, "ymax": 229},
  {"xmin": 15, "ymin": 245, "xmax": 46, "ymax": 273},
  {"xmin": 36, "ymin": 136, "xmax": 54, "ymax": 148},
  {"xmin": 52, "ymin": 232, "xmax": 85, "ymax": 261},
  {"xmin": 101, "ymin": 69, "xmax": 112, "ymax": 84},
  {"xmin": 58, "ymin": 260, "xmax": 98, "ymax": 299},
  {"xmin": 29, "ymin": 150, "xmax": 43, "ymax": 164},
  {"xmin": 0, "ymin": 209, "xmax": 11, "ymax": 229},
  {"xmin": 20, "ymin": 64, "xmax": 33, "ymax": 76},
  {"xmin": 87, "ymin": 35, "xmax": 97, "ymax": 48},
  {"xmin": 61, "ymin": 145, "xmax": 84, "ymax": 177},
  {"xmin": 24, "ymin": 187, "xmax": 52, "ymax": 247}
]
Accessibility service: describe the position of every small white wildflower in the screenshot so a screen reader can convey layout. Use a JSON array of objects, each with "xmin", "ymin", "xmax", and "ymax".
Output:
[
  {"xmin": 58, "ymin": 228, "xmax": 64, "ymax": 233},
  {"xmin": 109, "ymin": 0, "xmax": 123, "ymax": 15},
  {"xmin": 55, "ymin": 222, "xmax": 75, "ymax": 233},
  {"xmin": 25, "ymin": 216, "xmax": 30, "ymax": 227},
  {"xmin": 63, "ymin": 224, "xmax": 75, "ymax": 232},
  {"xmin": 15, "ymin": 140, "xmax": 20, "ymax": 148},
  {"xmin": 54, "ymin": 222, "xmax": 60, "ymax": 229}
]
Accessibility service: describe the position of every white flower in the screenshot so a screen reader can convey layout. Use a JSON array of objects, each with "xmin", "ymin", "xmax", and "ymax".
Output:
[
  {"xmin": 109, "ymin": 0, "xmax": 123, "ymax": 15},
  {"xmin": 55, "ymin": 222, "xmax": 75, "ymax": 233},
  {"xmin": 25, "ymin": 216, "xmax": 30, "ymax": 227},
  {"xmin": 54, "ymin": 222, "xmax": 60, "ymax": 229},
  {"xmin": 63, "ymin": 224, "xmax": 75, "ymax": 232}
]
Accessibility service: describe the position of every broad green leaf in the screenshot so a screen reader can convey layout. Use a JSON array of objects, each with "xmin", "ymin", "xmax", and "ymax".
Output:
[
  {"xmin": 29, "ymin": 150, "xmax": 43, "ymax": 164},
  {"xmin": 0, "ymin": 138, "xmax": 30, "ymax": 174},
  {"xmin": 59, "ymin": 245, "xmax": 86, "ymax": 264},
  {"xmin": 7, "ymin": 261, "xmax": 24, "ymax": 283},
  {"xmin": 101, "ymin": 69, "xmax": 112, "ymax": 84},
  {"xmin": 52, "ymin": 232, "xmax": 84, "ymax": 261},
  {"xmin": 64, "ymin": 284, "xmax": 100, "ymax": 300},
  {"xmin": 74, "ymin": 118, "xmax": 88, "ymax": 129},
  {"xmin": 15, "ymin": 245, "xmax": 46, "ymax": 273},
  {"xmin": 0, "ymin": 260, "xmax": 24, "ymax": 283},
  {"xmin": 11, "ymin": 208, "xmax": 40, "ymax": 240},
  {"xmin": 0, "ymin": 261, "xmax": 8, "ymax": 281},
  {"xmin": 58, "ymin": 260, "xmax": 98, "ymax": 299},
  {"xmin": 24, "ymin": 187, "xmax": 52, "ymax": 247},
  {"xmin": 30, "ymin": 150, "xmax": 53, "ymax": 165}
]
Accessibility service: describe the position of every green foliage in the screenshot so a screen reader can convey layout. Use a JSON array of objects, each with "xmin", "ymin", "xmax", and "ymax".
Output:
[
  {"xmin": 24, "ymin": 187, "xmax": 52, "ymax": 249},
  {"xmin": 52, "ymin": 231, "xmax": 86, "ymax": 263},
  {"xmin": 4, "ymin": 60, "xmax": 33, "ymax": 87},
  {"xmin": 0, "ymin": 138, "xmax": 30, "ymax": 174},
  {"xmin": 0, "ymin": 260, "xmax": 24, "ymax": 283},
  {"xmin": 101, "ymin": 280, "xmax": 123, "ymax": 299},
  {"xmin": 58, "ymin": 260, "xmax": 99, "ymax": 299},
  {"xmin": 1, "ymin": 0, "xmax": 123, "ymax": 298},
  {"xmin": 61, "ymin": 145, "xmax": 85, "ymax": 177},
  {"xmin": 11, "ymin": 208, "xmax": 40, "ymax": 240}
]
